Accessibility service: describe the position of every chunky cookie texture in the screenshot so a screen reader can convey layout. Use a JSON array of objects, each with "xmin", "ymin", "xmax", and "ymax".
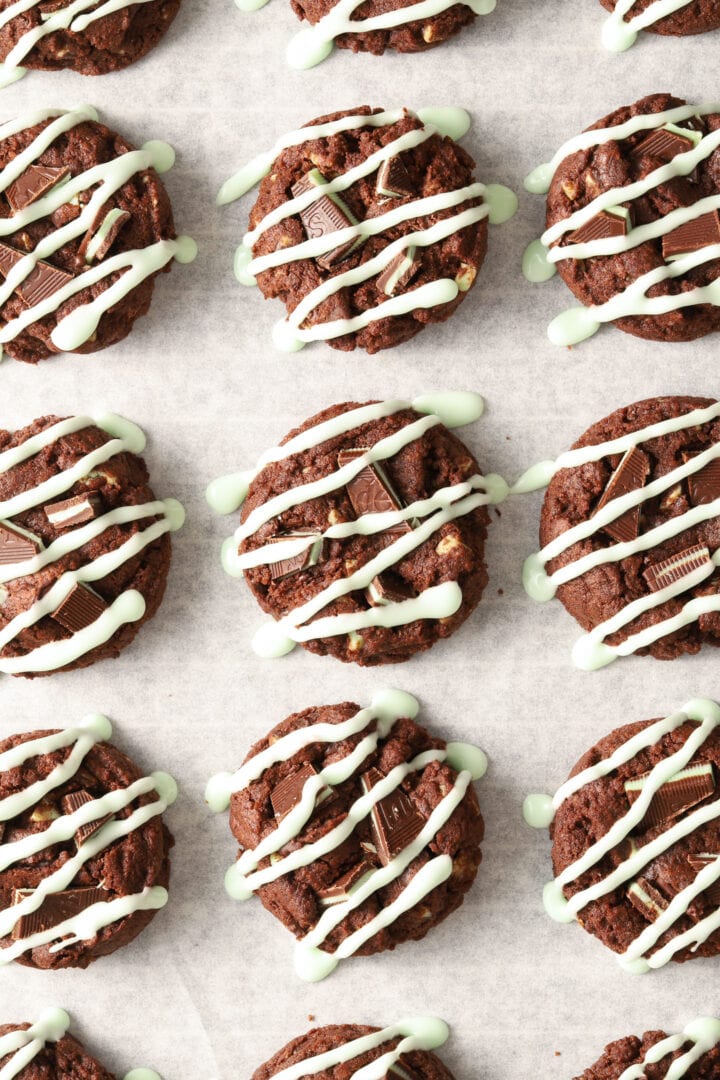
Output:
[
  {"xmin": 0, "ymin": 1023, "xmax": 114, "ymax": 1078},
  {"xmin": 289, "ymin": 0, "xmax": 475, "ymax": 55},
  {"xmin": 0, "ymin": 415, "xmax": 172, "ymax": 677},
  {"xmin": 598, "ymin": 0, "xmax": 720, "ymax": 37},
  {"xmin": 576, "ymin": 1028, "xmax": 720, "ymax": 1080},
  {"xmin": 240, "ymin": 401, "xmax": 490, "ymax": 665},
  {"xmin": 551, "ymin": 716, "xmax": 720, "ymax": 966},
  {"xmin": 0, "ymin": 0, "xmax": 180, "ymax": 77},
  {"xmin": 253, "ymin": 1024, "xmax": 455, "ymax": 1080},
  {"xmin": 230, "ymin": 702, "xmax": 484, "ymax": 958},
  {"xmin": 547, "ymin": 93, "xmax": 720, "ymax": 343},
  {"xmin": 0, "ymin": 729, "xmax": 173, "ymax": 970},
  {"xmin": 540, "ymin": 395, "xmax": 720, "ymax": 662},
  {"xmin": 0, "ymin": 115, "xmax": 175, "ymax": 364},
  {"xmin": 249, "ymin": 107, "xmax": 487, "ymax": 354}
]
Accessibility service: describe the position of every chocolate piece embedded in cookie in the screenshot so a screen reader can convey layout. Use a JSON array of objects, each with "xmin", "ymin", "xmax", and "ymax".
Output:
[
  {"xmin": 219, "ymin": 107, "xmax": 516, "ymax": 356},
  {"xmin": 0, "ymin": 412, "xmax": 184, "ymax": 677},
  {"xmin": 251, "ymin": 1018, "xmax": 455, "ymax": 1080},
  {"xmin": 0, "ymin": 714, "xmax": 176, "ymax": 970},
  {"xmin": 523, "ymin": 395, "xmax": 720, "ymax": 668},
  {"xmin": 0, "ymin": 105, "xmax": 195, "ymax": 365},
  {"xmin": 573, "ymin": 1017, "xmax": 720, "ymax": 1080},
  {"xmin": 524, "ymin": 697, "xmax": 720, "ymax": 973},
  {"xmin": 206, "ymin": 689, "xmax": 486, "ymax": 980},
  {"xmin": 207, "ymin": 391, "xmax": 506, "ymax": 666},
  {"xmin": 523, "ymin": 94, "xmax": 720, "ymax": 347}
]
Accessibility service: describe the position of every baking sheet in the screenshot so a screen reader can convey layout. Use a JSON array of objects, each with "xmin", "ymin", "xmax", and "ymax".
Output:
[{"xmin": 1, "ymin": 0, "xmax": 720, "ymax": 1075}]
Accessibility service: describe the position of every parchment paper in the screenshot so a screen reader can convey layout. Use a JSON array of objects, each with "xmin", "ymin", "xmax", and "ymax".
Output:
[{"xmin": 1, "ymin": 1, "xmax": 720, "ymax": 1075}]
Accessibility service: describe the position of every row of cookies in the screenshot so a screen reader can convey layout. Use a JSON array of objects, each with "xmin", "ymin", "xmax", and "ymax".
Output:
[{"xmin": 1, "ymin": 95, "xmax": 719, "ymax": 366}]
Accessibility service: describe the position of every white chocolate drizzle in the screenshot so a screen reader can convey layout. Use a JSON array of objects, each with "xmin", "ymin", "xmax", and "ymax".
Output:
[
  {"xmin": 0, "ymin": 106, "xmax": 196, "ymax": 360},
  {"xmin": 206, "ymin": 688, "xmax": 487, "ymax": 981},
  {"xmin": 522, "ymin": 101, "xmax": 720, "ymax": 346},
  {"xmin": 206, "ymin": 392, "xmax": 508, "ymax": 658},
  {"xmin": 518, "ymin": 399, "xmax": 720, "ymax": 669},
  {"xmin": 0, "ymin": 413, "xmax": 184, "ymax": 675},
  {"xmin": 601, "ymin": 0, "xmax": 696, "ymax": 52},
  {"xmin": 524, "ymin": 697, "xmax": 720, "ymax": 973},
  {"xmin": 218, "ymin": 108, "xmax": 516, "ymax": 352},
  {"xmin": 0, "ymin": 714, "xmax": 177, "ymax": 962},
  {"xmin": 617, "ymin": 1018, "xmax": 720, "ymax": 1080}
]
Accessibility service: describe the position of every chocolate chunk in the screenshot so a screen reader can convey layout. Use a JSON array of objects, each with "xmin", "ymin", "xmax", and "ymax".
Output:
[
  {"xmin": 0, "ymin": 242, "xmax": 74, "ymax": 307},
  {"xmin": 625, "ymin": 762, "xmax": 716, "ymax": 828},
  {"xmin": 687, "ymin": 853, "xmax": 720, "ymax": 906},
  {"xmin": 632, "ymin": 126, "xmax": 696, "ymax": 164},
  {"xmin": 61, "ymin": 790, "xmax": 113, "ymax": 847},
  {"xmin": 267, "ymin": 531, "xmax": 325, "ymax": 581},
  {"xmin": 337, "ymin": 449, "xmax": 411, "ymax": 536},
  {"xmin": 377, "ymin": 247, "xmax": 420, "ymax": 297},
  {"xmin": 0, "ymin": 521, "xmax": 40, "ymax": 564},
  {"xmin": 12, "ymin": 885, "xmax": 110, "ymax": 940},
  {"xmin": 663, "ymin": 210, "xmax": 720, "ymax": 260},
  {"xmin": 317, "ymin": 858, "xmax": 374, "ymax": 905},
  {"xmin": 291, "ymin": 170, "xmax": 358, "ymax": 270},
  {"xmin": 365, "ymin": 574, "xmax": 415, "ymax": 607},
  {"xmin": 643, "ymin": 544, "xmax": 713, "ymax": 592},
  {"xmin": 78, "ymin": 208, "xmax": 131, "ymax": 265},
  {"xmin": 270, "ymin": 763, "xmax": 332, "ymax": 822},
  {"xmin": 361, "ymin": 767, "xmax": 425, "ymax": 866},
  {"xmin": 627, "ymin": 877, "xmax": 669, "ymax": 922},
  {"xmin": 44, "ymin": 493, "xmax": 102, "ymax": 530},
  {"xmin": 569, "ymin": 207, "xmax": 631, "ymax": 245},
  {"xmin": 376, "ymin": 156, "xmax": 414, "ymax": 199},
  {"xmin": 594, "ymin": 446, "xmax": 650, "ymax": 544},
  {"xmin": 6, "ymin": 165, "xmax": 70, "ymax": 213},
  {"xmin": 682, "ymin": 453, "xmax": 720, "ymax": 507},
  {"xmin": 51, "ymin": 584, "xmax": 107, "ymax": 633}
]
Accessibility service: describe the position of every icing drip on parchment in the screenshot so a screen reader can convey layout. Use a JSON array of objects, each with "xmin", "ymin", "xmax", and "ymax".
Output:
[
  {"xmin": 206, "ymin": 392, "xmax": 508, "ymax": 658},
  {"xmin": 0, "ymin": 714, "xmax": 177, "ymax": 962},
  {"xmin": 267, "ymin": 1017, "xmax": 450, "ymax": 1079},
  {"xmin": 0, "ymin": 413, "xmax": 184, "ymax": 675},
  {"xmin": 0, "ymin": 106, "xmax": 196, "ymax": 360},
  {"xmin": 522, "ymin": 102, "xmax": 720, "ymax": 346},
  {"xmin": 517, "ymin": 399, "xmax": 720, "ymax": 670},
  {"xmin": 602, "ymin": 0, "xmax": 695, "ymax": 52},
  {"xmin": 206, "ymin": 688, "xmax": 487, "ymax": 981},
  {"xmin": 524, "ymin": 697, "xmax": 720, "ymax": 973},
  {"xmin": 218, "ymin": 108, "xmax": 516, "ymax": 352}
]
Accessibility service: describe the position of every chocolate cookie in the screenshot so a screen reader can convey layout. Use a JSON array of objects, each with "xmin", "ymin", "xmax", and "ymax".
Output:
[
  {"xmin": 0, "ymin": 412, "xmax": 184, "ymax": 677},
  {"xmin": 0, "ymin": 0, "xmax": 180, "ymax": 86},
  {"xmin": 218, "ymin": 106, "xmax": 516, "ymax": 355},
  {"xmin": 0, "ymin": 104, "xmax": 196, "ymax": 365},
  {"xmin": 523, "ymin": 94, "xmax": 720, "ymax": 346},
  {"xmin": 207, "ymin": 391, "xmax": 507, "ymax": 666},
  {"xmin": 252, "ymin": 1018, "xmax": 455, "ymax": 1079},
  {"xmin": 598, "ymin": 1, "xmax": 720, "ymax": 51},
  {"xmin": 206, "ymin": 689, "xmax": 486, "ymax": 980},
  {"xmin": 576, "ymin": 1018, "xmax": 720, "ymax": 1080},
  {"xmin": 525, "ymin": 697, "xmax": 720, "ymax": 972},
  {"xmin": 523, "ymin": 395, "xmax": 720, "ymax": 669},
  {"xmin": 0, "ymin": 714, "xmax": 176, "ymax": 970}
]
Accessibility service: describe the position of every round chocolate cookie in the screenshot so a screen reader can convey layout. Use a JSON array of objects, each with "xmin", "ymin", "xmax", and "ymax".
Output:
[
  {"xmin": 0, "ymin": 104, "xmax": 195, "ymax": 365},
  {"xmin": 208, "ymin": 690, "xmax": 485, "ymax": 979},
  {"xmin": 0, "ymin": 714, "xmax": 176, "ymax": 970},
  {"xmin": 532, "ymin": 395, "xmax": 720, "ymax": 667},
  {"xmin": 535, "ymin": 93, "xmax": 720, "ymax": 345},
  {"xmin": 210, "ymin": 393, "xmax": 501, "ymax": 666},
  {"xmin": 599, "ymin": 0, "xmax": 720, "ymax": 40},
  {"xmin": 0, "ymin": 412, "xmax": 184, "ymax": 678},
  {"xmin": 0, "ymin": 0, "xmax": 180, "ymax": 82},
  {"xmin": 253, "ymin": 1019, "xmax": 455, "ymax": 1079},
  {"xmin": 576, "ymin": 1019, "xmax": 720, "ymax": 1080},
  {"xmin": 529, "ymin": 697, "xmax": 720, "ymax": 971},
  {"xmin": 0, "ymin": 1010, "xmax": 115, "ymax": 1078},
  {"xmin": 234, "ymin": 107, "xmax": 516, "ymax": 355}
]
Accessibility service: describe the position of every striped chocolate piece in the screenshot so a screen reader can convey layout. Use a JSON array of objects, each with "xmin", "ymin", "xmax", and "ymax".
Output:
[
  {"xmin": 365, "ymin": 574, "xmax": 415, "ymax": 607},
  {"xmin": 362, "ymin": 766, "xmax": 425, "ymax": 866},
  {"xmin": 270, "ymin": 762, "xmax": 332, "ymax": 822},
  {"xmin": 625, "ymin": 762, "xmax": 716, "ymax": 828},
  {"xmin": 632, "ymin": 127, "xmax": 695, "ymax": 163},
  {"xmin": 51, "ymin": 584, "xmax": 107, "ymax": 633},
  {"xmin": 6, "ymin": 164, "xmax": 70, "ymax": 212},
  {"xmin": 642, "ymin": 544, "xmax": 713, "ymax": 592},
  {"xmin": 78, "ymin": 208, "xmax": 131, "ymax": 264},
  {"xmin": 376, "ymin": 156, "xmax": 414, "ymax": 199},
  {"xmin": 317, "ymin": 858, "xmax": 374, "ymax": 905},
  {"xmin": 685, "ymin": 455, "xmax": 720, "ymax": 507},
  {"xmin": 627, "ymin": 877, "xmax": 669, "ymax": 922},
  {"xmin": 267, "ymin": 531, "xmax": 325, "ymax": 582},
  {"xmin": 595, "ymin": 446, "xmax": 650, "ymax": 544},
  {"xmin": 291, "ymin": 171, "xmax": 357, "ymax": 270},
  {"xmin": 687, "ymin": 853, "xmax": 720, "ymax": 906},
  {"xmin": 663, "ymin": 210, "xmax": 720, "ymax": 260},
  {"xmin": 377, "ymin": 247, "xmax": 419, "ymax": 297},
  {"xmin": 44, "ymin": 493, "xmax": 101, "ymax": 530},
  {"xmin": 0, "ymin": 521, "xmax": 40, "ymax": 564},
  {"xmin": 12, "ymin": 885, "xmax": 110, "ymax": 940},
  {"xmin": 61, "ymin": 789, "xmax": 113, "ymax": 847},
  {"xmin": 569, "ymin": 208, "xmax": 630, "ymax": 245}
]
